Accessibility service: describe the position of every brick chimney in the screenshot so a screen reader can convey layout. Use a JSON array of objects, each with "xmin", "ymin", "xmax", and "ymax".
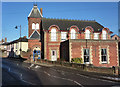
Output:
[
  {"xmin": 2, "ymin": 39, "xmax": 4, "ymax": 43},
  {"xmin": 23, "ymin": 36, "xmax": 27, "ymax": 38},
  {"xmin": 40, "ymin": 8, "xmax": 42, "ymax": 16},
  {"xmin": 5, "ymin": 37, "xmax": 7, "ymax": 42}
]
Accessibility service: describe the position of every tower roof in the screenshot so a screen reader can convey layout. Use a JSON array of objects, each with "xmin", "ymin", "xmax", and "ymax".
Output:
[{"xmin": 28, "ymin": 4, "xmax": 42, "ymax": 18}]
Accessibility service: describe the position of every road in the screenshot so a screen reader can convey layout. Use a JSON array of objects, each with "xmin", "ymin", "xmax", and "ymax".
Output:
[{"xmin": 1, "ymin": 58, "xmax": 120, "ymax": 87}]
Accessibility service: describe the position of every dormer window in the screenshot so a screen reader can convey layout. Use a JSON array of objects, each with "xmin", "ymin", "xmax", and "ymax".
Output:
[
  {"xmin": 94, "ymin": 33, "xmax": 99, "ymax": 39},
  {"xmin": 32, "ymin": 23, "xmax": 35, "ymax": 29},
  {"xmin": 102, "ymin": 30, "xmax": 107, "ymax": 40},
  {"xmin": 51, "ymin": 28, "xmax": 57, "ymax": 41},
  {"xmin": 85, "ymin": 30, "xmax": 90, "ymax": 39},
  {"xmin": 71, "ymin": 29, "xmax": 76, "ymax": 39},
  {"xmin": 61, "ymin": 32, "xmax": 67, "ymax": 41}
]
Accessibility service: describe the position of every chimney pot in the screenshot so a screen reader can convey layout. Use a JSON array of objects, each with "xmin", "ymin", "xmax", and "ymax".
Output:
[{"xmin": 40, "ymin": 8, "xmax": 42, "ymax": 16}]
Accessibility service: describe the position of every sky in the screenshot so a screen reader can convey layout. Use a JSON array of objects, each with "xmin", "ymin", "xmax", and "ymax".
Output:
[{"xmin": 2, "ymin": 2, "xmax": 118, "ymax": 42}]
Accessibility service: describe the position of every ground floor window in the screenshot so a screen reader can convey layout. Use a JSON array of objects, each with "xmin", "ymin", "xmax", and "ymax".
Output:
[
  {"xmin": 101, "ymin": 49, "xmax": 107, "ymax": 63},
  {"xmin": 84, "ymin": 49, "xmax": 90, "ymax": 64}
]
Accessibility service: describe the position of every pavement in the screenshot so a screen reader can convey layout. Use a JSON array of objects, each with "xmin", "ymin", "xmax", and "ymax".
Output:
[{"xmin": 1, "ymin": 57, "xmax": 120, "ymax": 87}]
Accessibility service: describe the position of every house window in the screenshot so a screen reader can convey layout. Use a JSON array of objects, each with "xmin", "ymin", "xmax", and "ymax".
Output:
[
  {"xmin": 115, "ymin": 37, "xmax": 117, "ymax": 40},
  {"xmin": 71, "ymin": 29, "xmax": 76, "ymax": 39},
  {"xmin": 85, "ymin": 30, "xmax": 90, "ymax": 39},
  {"xmin": 61, "ymin": 32, "xmax": 67, "ymax": 41},
  {"xmin": 16, "ymin": 43, "xmax": 17, "ymax": 49},
  {"xmin": 51, "ymin": 28, "xmax": 57, "ymax": 41},
  {"xmin": 32, "ymin": 23, "xmax": 35, "ymax": 29},
  {"xmin": 101, "ymin": 49, "xmax": 107, "ymax": 63},
  {"xmin": 36, "ymin": 23, "xmax": 39, "ymax": 29},
  {"xmin": 102, "ymin": 30, "xmax": 107, "ymax": 40},
  {"xmin": 84, "ymin": 49, "xmax": 90, "ymax": 64},
  {"xmin": 94, "ymin": 33, "xmax": 99, "ymax": 39}
]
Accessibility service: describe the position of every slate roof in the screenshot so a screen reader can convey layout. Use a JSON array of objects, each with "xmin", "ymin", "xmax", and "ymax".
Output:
[
  {"xmin": 28, "ymin": 5, "xmax": 42, "ymax": 18},
  {"xmin": 6, "ymin": 38, "xmax": 28, "ymax": 45},
  {"xmin": 42, "ymin": 18, "xmax": 104, "ymax": 32},
  {"xmin": 30, "ymin": 30, "xmax": 40, "ymax": 39}
]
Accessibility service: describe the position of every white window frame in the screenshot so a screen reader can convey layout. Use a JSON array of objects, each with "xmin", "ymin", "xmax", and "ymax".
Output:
[
  {"xmin": 83, "ymin": 49, "xmax": 90, "ymax": 64},
  {"xmin": 32, "ymin": 23, "xmax": 35, "ymax": 29},
  {"xmin": 85, "ymin": 30, "xmax": 90, "ymax": 39},
  {"xmin": 101, "ymin": 48, "xmax": 107, "ymax": 63},
  {"xmin": 102, "ymin": 30, "xmax": 107, "ymax": 40},
  {"xmin": 94, "ymin": 33, "xmax": 99, "ymax": 39},
  {"xmin": 61, "ymin": 32, "xmax": 67, "ymax": 41},
  {"xmin": 51, "ymin": 28, "xmax": 57, "ymax": 41},
  {"xmin": 71, "ymin": 29, "xmax": 76, "ymax": 39},
  {"xmin": 36, "ymin": 23, "xmax": 39, "ymax": 30}
]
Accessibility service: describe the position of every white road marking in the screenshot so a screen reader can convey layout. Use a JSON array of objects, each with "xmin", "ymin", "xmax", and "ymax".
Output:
[
  {"xmin": 44, "ymin": 71, "xmax": 84, "ymax": 87},
  {"xmin": 35, "ymin": 65, "xmax": 41, "ymax": 69},
  {"xmin": 3, "ymin": 66, "xmax": 35, "ymax": 85},
  {"xmin": 50, "ymin": 68, "xmax": 118, "ymax": 83}
]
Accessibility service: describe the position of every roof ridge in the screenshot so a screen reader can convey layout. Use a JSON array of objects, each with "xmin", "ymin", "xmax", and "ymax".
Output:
[{"xmin": 43, "ymin": 17, "xmax": 96, "ymax": 22}]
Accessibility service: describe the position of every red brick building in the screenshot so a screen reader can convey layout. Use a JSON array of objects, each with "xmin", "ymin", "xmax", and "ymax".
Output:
[{"xmin": 28, "ymin": 5, "xmax": 119, "ymax": 67}]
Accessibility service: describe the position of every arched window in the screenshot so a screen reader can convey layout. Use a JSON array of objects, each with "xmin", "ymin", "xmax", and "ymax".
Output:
[
  {"xmin": 85, "ymin": 30, "xmax": 90, "ymax": 39},
  {"xmin": 51, "ymin": 28, "xmax": 57, "ymax": 41},
  {"xmin": 36, "ymin": 23, "xmax": 39, "ymax": 29},
  {"xmin": 71, "ymin": 29, "xmax": 76, "ymax": 39},
  {"xmin": 32, "ymin": 23, "xmax": 35, "ymax": 29},
  {"xmin": 102, "ymin": 30, "xmax": 107, "ymax": 40}
]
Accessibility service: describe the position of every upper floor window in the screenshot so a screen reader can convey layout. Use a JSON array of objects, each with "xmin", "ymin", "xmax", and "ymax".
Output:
[
  {"xmin": 36, "ymin": 23, "xmax": 39, "ymax": 29},
  {"xmin": 71, "ymin": 29, "xmax": 76, "ymax": 39},
  {"xmin": 32, "ymin": 23, "xmax": 39, "ymax": 30},
  {"xmin": 102, "ymin": 30, "xmax": 107, "ymax": 40},
  {"xmin": 51, "ymin": 28, "xmax": 57, "ymax": 41},
  {"xmin": 94, "ymin": 33, "xmax": 99, "ymax": 39},
  {"xmin": 32, "ymin": 23, "xmax": 35, "ymax": 29},
  {"xmin": 85, "ymin": 30, "xmax": 90, "ymax": 39},
  {"xmin": 61, "ymin": 32, "xmax": 67, "ymax": 41}
]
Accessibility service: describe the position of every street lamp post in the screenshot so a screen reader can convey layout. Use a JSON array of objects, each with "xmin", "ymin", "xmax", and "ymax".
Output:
[{"xmin": 15, "ymin": 25, "xmax": 22, "ymax": 58}]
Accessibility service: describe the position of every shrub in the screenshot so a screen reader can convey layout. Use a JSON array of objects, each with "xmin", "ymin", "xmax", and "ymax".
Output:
[{"xmin": 71, "ymin": 58, "xmax": 83, "ymax": 64}]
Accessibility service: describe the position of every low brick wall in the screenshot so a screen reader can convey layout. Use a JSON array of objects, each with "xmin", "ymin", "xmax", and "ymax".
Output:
[{"xmin": 37, "ymin": 59, "xmax": 119, "ymax": 75}]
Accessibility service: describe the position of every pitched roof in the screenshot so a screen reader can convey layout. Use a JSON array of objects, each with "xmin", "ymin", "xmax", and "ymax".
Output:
[
  {"xmin": 6, "ymin": 38, "xmax": 28, "ymax": 45},
  {"xmin": 111, "ymin": 34, "xmax": 119, "ymax": 38},
  {"xmin": 29, "ymin": 30, "xmax": 40, "ymax": 39},
  {"xmin": 42, "ymin": 18, "xmax": 104, "ymax": 32},
  {"xmin": 28, "ymin": 5, "xmax": 42, "ymax": 18}
]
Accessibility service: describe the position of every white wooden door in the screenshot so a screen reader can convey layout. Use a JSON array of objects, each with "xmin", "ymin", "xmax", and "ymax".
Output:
[{"xmin": 51, "ymin": 50, "xmax": 57, "ymax": 61}]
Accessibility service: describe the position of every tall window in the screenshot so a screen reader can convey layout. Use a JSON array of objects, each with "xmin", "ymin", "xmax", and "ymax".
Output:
[
  {"xmin": 32, "ymin": 23, "xmax": 35, "ymax": 29},
  {"xmin": 94, "ymin": 33, "xmax": 99, "ymax": 39},
  {"xmin": 71, "ymin": 29, "xmax": 76, "ymax": 39},
  {"xmin": 85, "ymin": 30, "xmax": 90, "ymax": 39},
  {"xmin": 84, "ymin": 49, "xmax": 90, "ymax": 63},
  {"xmin": 51, "ymin": 28, "xmax": 57, "ymax": 41},
  {"xmin": 102, "ymin": 30, "xmax": 107, "ymax": 40},
  {"xmin": 36, "ymin": 23, "xmax": 39, "ymax": 29},
  {"xmin": 61, "ymin": 32, "xmax": 67, "ymax": 41},
  {"xmin": 101, "ymin": 49, "xmax": 107, "ymax": 63}
]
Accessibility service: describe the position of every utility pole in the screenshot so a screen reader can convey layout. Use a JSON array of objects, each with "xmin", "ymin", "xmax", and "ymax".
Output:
[{"xmin": 15, "ymin": 25, "xmax": 22, "ymax": 58}]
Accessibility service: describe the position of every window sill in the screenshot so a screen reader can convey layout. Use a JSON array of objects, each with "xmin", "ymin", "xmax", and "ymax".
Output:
[{"xmin": 101, "ymin": 61, "xmax": 108, "ymax": 64}]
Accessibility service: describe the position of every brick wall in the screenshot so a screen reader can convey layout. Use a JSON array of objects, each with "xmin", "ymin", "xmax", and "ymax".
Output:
[
  {"xmin": 61, "ymin": 39, "xmax": 119, "ymax": 67},
  {"xmin": 28, "ymin": 17, "xmax": 41, "ymax": 37}
]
